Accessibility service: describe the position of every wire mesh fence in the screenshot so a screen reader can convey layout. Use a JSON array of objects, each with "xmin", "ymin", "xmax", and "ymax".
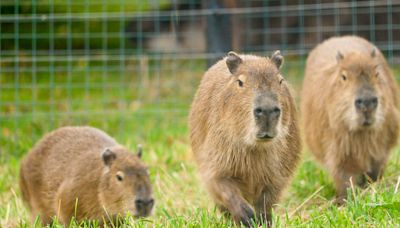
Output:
[{"xmin": 1, "ymin": 0, "xmax": 400, "ymax": 137}]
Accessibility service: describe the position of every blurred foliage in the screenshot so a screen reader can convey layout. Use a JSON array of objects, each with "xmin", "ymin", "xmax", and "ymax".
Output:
[{"xmin": 0, "ymin": 0, "xmax": 169, "ymax": 52}]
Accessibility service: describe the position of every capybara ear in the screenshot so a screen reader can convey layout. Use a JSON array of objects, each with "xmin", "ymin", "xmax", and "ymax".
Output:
[
  {"xmin": 336, "ymin": 51, "xmax": 344, "ymax": 62},
  {"xmin": 371, "ymin": 48, "xmax": 376, "ymax": 58},
  {"xmin": 226, "ymin": 51, "xmax": 242, "ymax": 74},
  {"xmin": 137, "ymin": 144, "xmax": 143, "ymax": 159},
  {"xmin": 102, "ymin": 148, "xmax": 116, "ymax": 166},
  {"xmin": 271, "ymin": 50, "xmax": 284, "ymax": 69}
]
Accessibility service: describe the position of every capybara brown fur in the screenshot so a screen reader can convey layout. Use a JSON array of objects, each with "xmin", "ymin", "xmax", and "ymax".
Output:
[
  {"xmin": 301, "ymin": 35, "xmax": 399, "ymax": 204},
  {"xmin": 19, "ymin": 126, "xmax": 154, "ymax": 225},
  {"xmin": 189, "ymin": 51, "xmax": 301, "ymax": 226}
]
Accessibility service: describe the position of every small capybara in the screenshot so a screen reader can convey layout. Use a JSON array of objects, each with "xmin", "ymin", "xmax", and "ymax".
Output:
[
  {"xmin": 19, "ymin": 126, "xmax": 154, "ymax": 225},
  {"xmin": 189, "ymin": 51, "xmax": 301, "ymax": 226},
  {"xmin": 301, "ymin": 35, "xmax": 399, "ymax": 204}
]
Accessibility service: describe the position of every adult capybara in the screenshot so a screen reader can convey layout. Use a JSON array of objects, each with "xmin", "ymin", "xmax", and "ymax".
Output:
[
  {"xmin": 19, "ymin": 126, "xmax": 154, "ymax": 225},
  {"xmin": 301, "ymin": 36, "xmax": 399, "ymax": 204},
  {"xmin": 189, "ymin": 51, "xmax": 301, "ymax": 226}
]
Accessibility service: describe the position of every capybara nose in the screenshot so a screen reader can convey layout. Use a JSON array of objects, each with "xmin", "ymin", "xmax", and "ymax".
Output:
[
  {"xmin": 254, "ymin": 106, "xmax": 281, "ymax": 118},
  {"xmin": 135, "ymin": 198, "xmax": 154, "ymax": 216},
  {"xmin": 256, "ymin": 131, "xmax": 275, "ymax": 139},
  {"xmin": 355, "ymin": 96, "xmax": 378, "ymax": 112}
]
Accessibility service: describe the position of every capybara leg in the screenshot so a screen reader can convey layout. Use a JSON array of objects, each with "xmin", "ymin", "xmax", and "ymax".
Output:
[
  {"xmin": 357, "ymin": 159, "xmax": 385, "ymax": 188},
  {"xmin": 357, "ymin": 175, "xmax": 367, "ymax": 188},
  {"xmin": 254, "ymin": 190, "xmax": 275, "ymax": 226},
  {"xmin": 207, "ymin": 178, "xmax": 255, "ymax": 227},
  {"xmin": 38, "ymin": 214, "xmax": 53, "ymax": 226},
  {"xmin": 358, "ymin": 159, "xmax": 385, "ymax": 188},
  {"xmin": 30, "ymin": 203, "xmax": 53, "ymax": 225},
  {"xmin": 366, "ymin": 170, "xmax": 380, "ymax": 183},
  {"xmin": 333, "ymin": 171, "xmax": 353, "ymax": 205},
  {"xmin": 54, "ymin": 181, "xmax": 75, "ymax": 225},
  {"xmin": 216, "ymin": 204, "xmax": 229, "ymax": 215},
  {"xmin": 367, "ymin": 159, "xmax": 385, "ymax": 183},
  {"xmin": 19, "ymin": 169, "xmax": 32, "ymax": 210}
]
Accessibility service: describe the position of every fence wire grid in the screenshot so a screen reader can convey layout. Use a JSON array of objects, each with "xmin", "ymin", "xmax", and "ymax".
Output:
[{"xmin": 0, "ymin": 0, "xmax": 400, "ymax": 134}]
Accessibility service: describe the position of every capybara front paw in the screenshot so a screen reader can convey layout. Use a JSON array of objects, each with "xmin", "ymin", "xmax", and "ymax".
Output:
[
  {"xmin": 334, "ymin": 195, "xmax": 346, "ymax": 206},
  {"xmin": 238, "ymin": 204, "xmax": 256, "ymax": 227}
]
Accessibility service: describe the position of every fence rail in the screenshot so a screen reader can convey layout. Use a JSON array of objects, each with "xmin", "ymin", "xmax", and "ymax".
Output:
[{"xmin": 1, "ymin": 0, "xmax": 399, "ymax": 126}]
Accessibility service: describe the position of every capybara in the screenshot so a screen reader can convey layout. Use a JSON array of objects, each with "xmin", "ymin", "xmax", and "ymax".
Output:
[
  {"xmin": 189, "ymin": 51, "xmax": 301, "ymax": 226},
  {"xmin": 301, "ymin": 35, "xmax": 399, "ymax": 204},
  {"xmin": 19, "ymin": 126, "xmax": 154, "ymax": 225}
]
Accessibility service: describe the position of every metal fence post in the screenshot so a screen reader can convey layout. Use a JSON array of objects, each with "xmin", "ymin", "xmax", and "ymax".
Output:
[{"xmin": 204, "ymin": 0, "xmax": 233, "ymax": 67}]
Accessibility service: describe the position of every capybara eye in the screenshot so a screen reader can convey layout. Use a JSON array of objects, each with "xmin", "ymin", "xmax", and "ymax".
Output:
[
  {"xmin": 341, "ymin": 74, "xmax": 347, "ymax": 81},
  {"xmin": 116, "ymin": 174, "xmax": 123, "ymax": 181},
  {"xmin": 279, "ymin": 78, "xmax": 284, "ymax": 85},
  {"xmin": 273, "ymin": 107, "xmax": 281, "ymax": 114},
  {"xmin": 254, "ymin": 108, "xmax": 263, "ymax": 116},
  {"xmin": 237, "ymin": 79, "xmax": 244, "ymax": 87}
]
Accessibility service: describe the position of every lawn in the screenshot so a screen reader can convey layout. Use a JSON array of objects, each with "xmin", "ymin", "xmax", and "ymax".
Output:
[{"xmin": 0, "ymin": 60, "xmax": 400, "ymax": 227}]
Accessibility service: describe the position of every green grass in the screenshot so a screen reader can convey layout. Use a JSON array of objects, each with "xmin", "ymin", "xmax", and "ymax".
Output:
[{"xmin": 1, "ymin": 62, "xmax": 400, "ymax": 227}]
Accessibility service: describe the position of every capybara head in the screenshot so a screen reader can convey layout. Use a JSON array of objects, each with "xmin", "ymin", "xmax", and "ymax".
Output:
[
  {"xmin": 330, "ymin": 50, "xmax": 385, "ymax": 130},
  {"xmin": 99, "ymin": 145, "xmax": 154, "ymax": 218},
  {"xmin": 223, "ymin": 51, "xmax": 290, "ymax": 145}
]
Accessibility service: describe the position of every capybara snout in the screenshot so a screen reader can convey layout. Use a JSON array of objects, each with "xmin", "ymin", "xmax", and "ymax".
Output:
[
  {"xmin": 253, "ymin": 93, "xmax": 281, "ymax": 140},
  {"xmin": 355, "ymin": 87, "xmax": 378, "ymax": 126},
  {"xmin": 135, "ymin": 198, "xmax": 154, "ymax": 217},
  {"xmin": 132, "ymin": 170, "xmax": 154, "ymax": 217}
]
